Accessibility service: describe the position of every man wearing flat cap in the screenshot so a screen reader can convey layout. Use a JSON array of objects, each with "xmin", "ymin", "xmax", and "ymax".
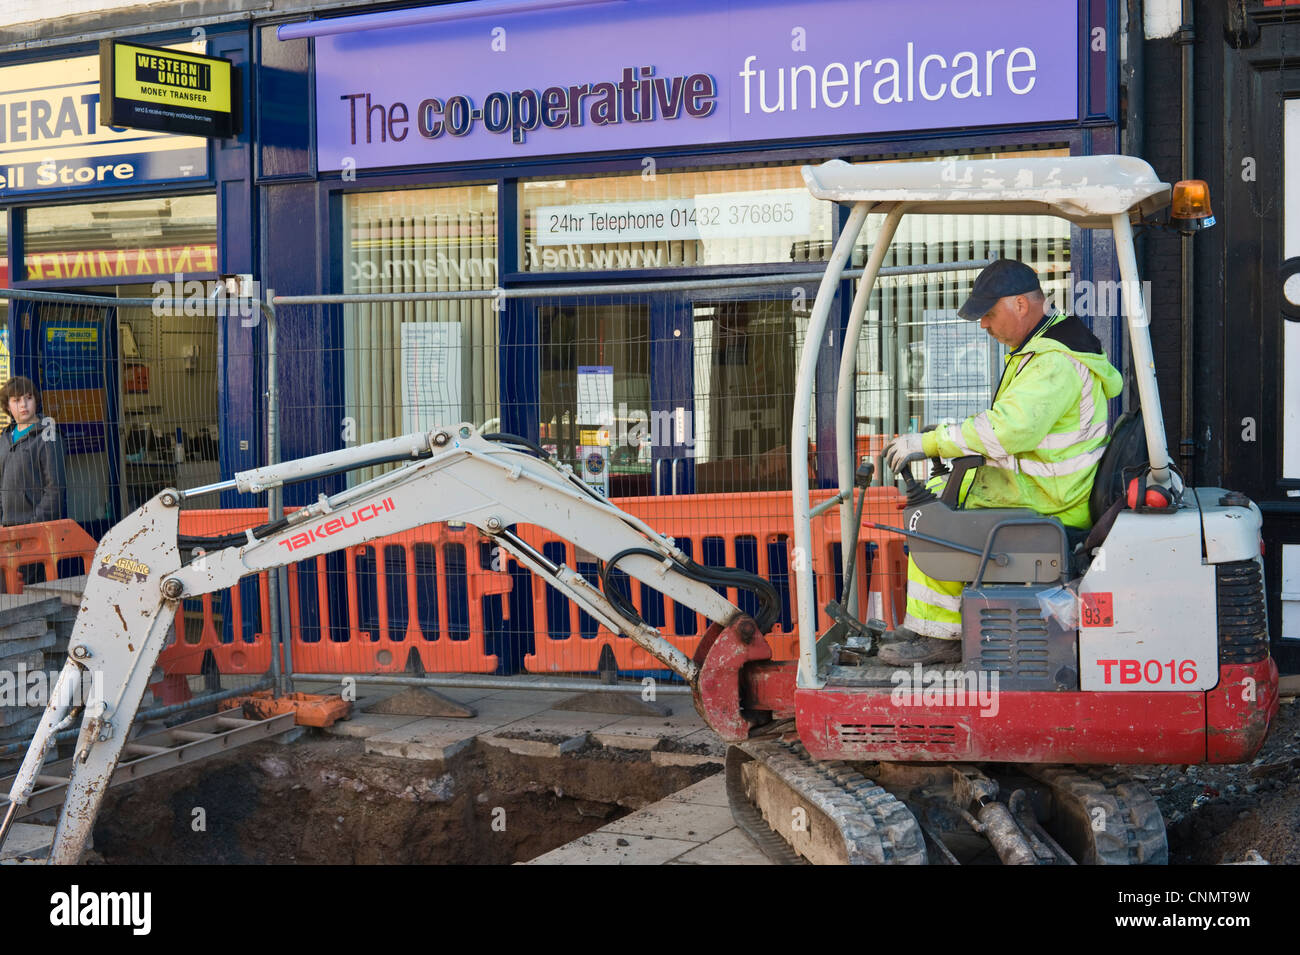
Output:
[{"xmin": 880, "ymin": 259, "xmax": 1123, "ymax": 665}]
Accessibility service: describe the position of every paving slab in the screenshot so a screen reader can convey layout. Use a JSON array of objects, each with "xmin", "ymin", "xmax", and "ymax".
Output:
[
  {"xmin": 526, "ymin": 772, "xmax": 772, "ymax": 865},
  {"xmin": 363, "ymin": 726, "xmax": 477, "ymax": 762},
  {"xmin": 363, "ymin": 714, "xmax": 513, "ymax": 761},
  {"xmin": 526, "ymin": 831, "xmax": 701, "ymax": 865},
  {"xmin": 0, "ymin": 822, "xmax": 54, "ymax": 861},
  {"xmin": 593, "ymin": 713, "xmax": 707, "ymax": 741},
  {"xmin": 665, "ymin": 774, "xmax": 733, "ymax": 809},
  {"xmin": 476, "ymin": 688, "xmax": 574, "ymax": 707},
  {"xmin": 480, "ymin": 732, "xmax": 586, "ymax": 758},
  {"xmin": 467, "ymin": 695, "xmax": 558, "ymax": 724},
  {"xmin": 601, "ymin": 799, "xmax": 737, "ymax": 843},
  {"xmin": 494, "ymin": 710, "xmax": 624, "ymax": 737},
  {"xmin": 672, "ymin": 829, "xmax": 773, "ymax": 865},
  {"xmin": 324, "ymin": 713, "xmax": 426, "ymax": 739},
  {"xmin": 591, "ymin": 731, "xmax": 660, "ymax": 751}
]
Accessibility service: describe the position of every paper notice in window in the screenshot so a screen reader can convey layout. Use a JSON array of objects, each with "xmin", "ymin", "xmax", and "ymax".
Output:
[
  {"xmin": 576, "ymin": 365, "xmax": 614, "ymax": 426},
  {"xmin": 402, "ymin": 322, "xmax": 462, "ymax": 432}
]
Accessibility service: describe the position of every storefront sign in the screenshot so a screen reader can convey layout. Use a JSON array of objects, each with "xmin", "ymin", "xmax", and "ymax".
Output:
[
  {"xmin": 0, "ymin": 48, "xmax": 209, "ymax": 197},
  {"xmin": 312, "ymin": 0, "xmax": 1079, "ymax": 170},
  {"xmin": 100, "ymin": 40, "xmax": 238, "ymax": 138},
  {"xmin": 24, "ymin": 244, "xmax": 218, "ymax": 281},
  {"xmin": 536, "ymin": 189, "xmax": 811, "ymax": 246}
]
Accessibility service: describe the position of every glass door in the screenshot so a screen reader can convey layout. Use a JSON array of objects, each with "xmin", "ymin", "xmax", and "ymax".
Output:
[
  {"xmin": 687, "ymin": 292, "xmax": 806, "ymax": 494},
  {"xmin": 535, "ymin": 296, "xmax": 653, "ymax": 498}
]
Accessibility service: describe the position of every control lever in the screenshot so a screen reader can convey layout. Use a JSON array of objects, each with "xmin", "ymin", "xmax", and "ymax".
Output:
[{"xmin": 919, "ymin": 423, "xmax": 949, "ymax": 479}]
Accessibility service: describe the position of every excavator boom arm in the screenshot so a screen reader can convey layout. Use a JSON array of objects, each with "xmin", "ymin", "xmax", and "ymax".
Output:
[{"xmin": 3, "ymin": 424, "xmax": 748, "ymax": 864}]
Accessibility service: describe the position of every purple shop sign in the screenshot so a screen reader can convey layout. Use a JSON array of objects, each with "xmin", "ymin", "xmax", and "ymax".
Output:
[{"xmin": 312, "ymin": 0, "xmax": 1080, "ymax": 171}]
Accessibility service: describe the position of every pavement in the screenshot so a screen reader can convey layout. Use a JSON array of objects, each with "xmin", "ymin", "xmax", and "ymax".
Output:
[{"xmin": 526, "ymin": 773, "xmax": 770, "ymax": 865}]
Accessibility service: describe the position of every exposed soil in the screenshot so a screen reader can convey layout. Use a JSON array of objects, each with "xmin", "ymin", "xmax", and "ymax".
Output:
[
  {"xmin": 91, "ymin": 733, "xmax": 719, "ymax": 865},
  {"xmin": 1153, "ymin": 696, "xmax": 1300, "ymax": 865}
]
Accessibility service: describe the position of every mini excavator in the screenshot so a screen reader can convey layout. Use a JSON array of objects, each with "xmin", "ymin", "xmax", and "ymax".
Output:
[{"xmin": 0, "ymin": 156, "xmax": 1277, "ymax": 865}]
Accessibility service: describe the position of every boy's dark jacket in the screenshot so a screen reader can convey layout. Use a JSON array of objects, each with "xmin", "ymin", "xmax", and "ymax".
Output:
[{"xmin": 0, "ymin": 423, "xmax": 66, "ymax": 525}]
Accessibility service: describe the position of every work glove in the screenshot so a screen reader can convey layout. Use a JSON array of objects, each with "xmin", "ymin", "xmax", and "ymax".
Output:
[{"xmin": 885, "ymin": 433, "xmax": 924, "ymax": 471}]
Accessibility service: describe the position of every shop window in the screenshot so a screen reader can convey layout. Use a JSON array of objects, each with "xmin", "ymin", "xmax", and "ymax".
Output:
[
  {"xmin": 115, "ymin": 285, "xmax": 221, "ymax": 512},
  {"xmin": 520, "ymin": 163, "xmax": 833, "ymax": 272},
  {"xmin": 23, "ymin": 196, "xmax": 217, "ymax": 282},
  {"xmin": 342, "ymin": 185, "xmax": 499, "ymax": 480},
  {"xmin": 537, "ymin": 303, "xmax": 650, "ymax": 498},
  {"xmin": 692, "ymin": 298, "xmax": 808, "ymax": 493},
  {"xmin": 848, "ymin": 147, "xmax": 1073, "ymax": 443}
]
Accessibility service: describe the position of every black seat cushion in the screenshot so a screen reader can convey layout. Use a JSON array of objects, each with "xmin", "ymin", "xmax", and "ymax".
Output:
[{"xmin": 1089, "ymin": 410, "xmax": 1146, "ymax": 525}]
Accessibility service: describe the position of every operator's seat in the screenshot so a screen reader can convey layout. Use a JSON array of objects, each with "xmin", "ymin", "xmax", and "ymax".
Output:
[
  {"xmin": 1088, "ymin": 410, "xmax": 1146, "ymax": 524},
  {"xmin": 1077, "ymin": 410, "xmax": 1147, "ymax": 565}
]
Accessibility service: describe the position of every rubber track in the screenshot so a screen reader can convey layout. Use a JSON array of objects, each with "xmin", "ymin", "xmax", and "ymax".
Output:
[
  {"xmin": 1025, "ymin": 765, "xmax": 1168, "ymax": 865},
  {"xmin": 727, "ymin": 739, "xmax": 928, "ymax": 865}
]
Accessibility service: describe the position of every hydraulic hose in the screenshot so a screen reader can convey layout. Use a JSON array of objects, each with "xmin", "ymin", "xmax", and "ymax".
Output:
[{"xmin": 600, "ymin": 547, "xmax": 781, "ymax": 634}]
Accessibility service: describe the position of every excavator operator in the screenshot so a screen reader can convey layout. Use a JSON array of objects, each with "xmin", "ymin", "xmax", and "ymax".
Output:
[{"xmin": 880, "ymin": 259, "xmax": 1123, "ymax": 666}]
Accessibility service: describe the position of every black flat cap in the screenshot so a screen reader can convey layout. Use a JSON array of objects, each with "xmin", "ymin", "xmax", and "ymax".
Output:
[{"xmin": 957, "ymin": 259, "xmax": 1042, "ymax": 321}]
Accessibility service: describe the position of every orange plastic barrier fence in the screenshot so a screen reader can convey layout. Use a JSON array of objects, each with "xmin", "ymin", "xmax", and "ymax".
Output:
[
  {"xmin": 156, "ymin": 488, "xmax": 909, "ymax": 679},
  {"xmin": 157, "ymin": 511, "xmax": 510, "ymax": 676},
  {"xmin": 0, "ymin": 519, "xmax": 97, "ymax": 594},
  {"xmin": 518, "ymin": 487, "xmax": 908, "ymax": 673}
]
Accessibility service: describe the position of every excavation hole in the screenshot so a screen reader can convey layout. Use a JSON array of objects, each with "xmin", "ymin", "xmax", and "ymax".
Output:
[{"xmin": 90, "ymin": 734, "xmax": 720, "ymax": 864}]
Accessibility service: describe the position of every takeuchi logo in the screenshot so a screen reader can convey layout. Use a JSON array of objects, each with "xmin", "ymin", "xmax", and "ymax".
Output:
[{"xmin": 278, "ymin": 498, "xmax": 397, "ymax": 552}]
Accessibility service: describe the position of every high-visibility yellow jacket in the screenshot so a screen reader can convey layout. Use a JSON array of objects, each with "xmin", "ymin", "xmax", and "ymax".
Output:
[{"xmin": 920, "ymin": 313, "xmax": 1124, "ymax": 529}]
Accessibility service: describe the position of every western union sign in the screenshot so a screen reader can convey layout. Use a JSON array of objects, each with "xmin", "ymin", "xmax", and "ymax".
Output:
[{"xmin": 100, "ymin": 40, "xmax": 238, "ymax": 138}]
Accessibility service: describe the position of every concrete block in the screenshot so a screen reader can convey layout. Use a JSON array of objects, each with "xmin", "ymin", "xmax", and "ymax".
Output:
[
  {"xmin": 0, "ymin": 594, "xmax": 62, "ymax": 629},
  {"xmin": 20, "ymin": 576, "xmax": 86, "ymax": 607},
  {"xmin": 0, "ymin": 618, "xmax": 50, "ymax": 644},
  {"xmin": 0, "ymin": 650, "xmax": 45, "ymax": 673},
  {"xmin": 0, "ymin": 631, "xmax": 55, "ymax": 659},
  {"xmin": 0, "ymin": 705, "xmax": 40, "ymax": 728},
  {"xmin": 0, "ymin": 713, "xmax": 41, "ymax": 741}
]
